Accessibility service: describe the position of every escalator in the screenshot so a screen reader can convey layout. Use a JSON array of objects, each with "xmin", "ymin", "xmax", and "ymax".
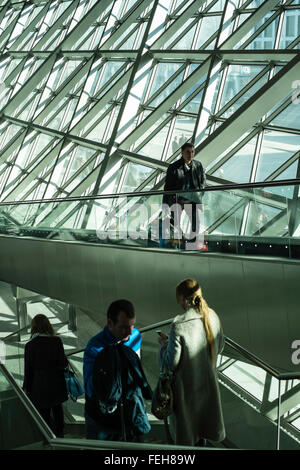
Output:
[
  {"xmin": 0, "ymin": 180, "xmax": 299, "ymax": 374},
  {"xmin": 1, "ymin": 311, "xmax": 299, "ymax": 450}
]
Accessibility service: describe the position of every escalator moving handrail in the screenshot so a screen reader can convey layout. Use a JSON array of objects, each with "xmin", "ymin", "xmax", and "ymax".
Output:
[
  {"xmin": 66, "ymin": 318, "xmax": 300, "ymax": 381},
  {"xmin": 0, "ymin": 178, "xmax": 299, "ymax": 207}
]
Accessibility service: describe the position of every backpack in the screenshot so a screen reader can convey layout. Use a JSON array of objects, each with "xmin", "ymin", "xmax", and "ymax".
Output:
[{"xmin": 92, "ymin": 343, "xmax": 123, "ymax": 415}]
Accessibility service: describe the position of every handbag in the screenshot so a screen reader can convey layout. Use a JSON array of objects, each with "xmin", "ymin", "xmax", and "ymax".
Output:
[
  {"xmin": 151, "ymin": 370, "xmax": 174, "ymax": 444},
  {"xmin": 64, "ymin": 362, "xmax": 84, "ymax": 402}
]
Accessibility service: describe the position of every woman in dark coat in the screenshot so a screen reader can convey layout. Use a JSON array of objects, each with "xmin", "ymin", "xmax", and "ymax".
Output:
[{"xmin": 23, "ymin": 314, "xmax": 68, "ymax": 437}]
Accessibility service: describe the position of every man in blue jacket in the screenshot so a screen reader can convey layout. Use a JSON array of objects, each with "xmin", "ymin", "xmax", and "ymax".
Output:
[{"xmin": 83, "ymin": 299, "xmax": 150, "ymax": 441}]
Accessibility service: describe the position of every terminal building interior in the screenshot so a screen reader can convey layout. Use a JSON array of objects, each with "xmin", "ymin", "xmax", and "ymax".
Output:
[{"xmin": 0, "ymin": 0, "xmax": 299, "ymax": 450}]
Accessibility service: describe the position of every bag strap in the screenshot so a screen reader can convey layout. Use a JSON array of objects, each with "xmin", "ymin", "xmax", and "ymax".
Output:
[
  {"xmin": 160, "ymin": 369, "xmax": 174, "ymax": 444},
  {"xmin": 117, "ymin": 344, "xmax": 127, "ymax": 442}
]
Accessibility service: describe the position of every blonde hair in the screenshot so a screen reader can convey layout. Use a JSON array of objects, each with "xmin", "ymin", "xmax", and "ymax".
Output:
[{"xmin": 176, "ymin": 279, "xmax": 215, "ymax": 361}]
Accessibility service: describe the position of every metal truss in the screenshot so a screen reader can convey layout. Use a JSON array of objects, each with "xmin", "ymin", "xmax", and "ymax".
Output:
[{"xmin": 0, "ymin": 0, "xmax": 298, "ymax": 236}]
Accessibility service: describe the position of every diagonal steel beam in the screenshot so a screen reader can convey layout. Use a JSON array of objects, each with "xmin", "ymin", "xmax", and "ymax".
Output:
[
  {"xmin": 61, "ymin": 0, "xmax": 114, "ymax": 50},
  {"xmin": 118, "ymin": 57, "xmax": 211, "ymax": 151},
  {"xmin": 2, "ymin": 140, "xmax": 64, "ymax": 202},
  {"xmin": 32, "ymin": 0, "xmax": 80, "ymax": 51},
  {"xmin": 1, "ymin": 52, "xmax": 58, "ymax": 116},
  {"xmin": 0, "ymin": 128, "xmax": 25, "ymax": 166},
  {"xmin": 261, "ymin": 382, "xmax": 300, "ymax": 420},
  {"xmin": 150, "ymin": 0, "xmax": 207, "ymax": 50},
  {"xmin": 69, "ymin": 65, "xmax": 134, "ymax": 135},
  {"xmin": 219, "ymin": 0, "xmax": 282, "ymax": 49},
  {"xmin": 33, "ymin": 56, "xmax": 93, "ymax": 125},
  {"xmin": 6, "ymin": 1, "xmax": 50, "ymax": 51},
  {"xmin": 0, "ymin": 1, "xmax": 10, "ymax": 25},
  {"xmin": 195, "ymin": 55, "xmax": 300, "ymax": 169},
  {"xmin": 0, "ymin": 8, "xmax": 20, "ymax": 50},
  {"xmin": 99, "ymin": 0, "xmax": 151, "ymax": 50},
  {"xmin": 89, "ymin": 0, "xmax": 160, "ymax": 203}
]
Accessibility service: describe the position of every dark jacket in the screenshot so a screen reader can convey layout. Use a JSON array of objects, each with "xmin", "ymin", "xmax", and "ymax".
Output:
[
  {"xmin": 163, "ymin": 157, "xmax": 206, "ymax": 206},
  {"xmin": 23, "ymin": 335, "xmax": 68, "ymax": 409},
  {"xmin": 86, "ymin": 344, "xmax": 152, "ymax": 435}
]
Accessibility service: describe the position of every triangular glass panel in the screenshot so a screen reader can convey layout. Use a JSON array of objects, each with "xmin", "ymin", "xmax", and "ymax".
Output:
[
  {"xmin": 210, "ymin": 204, "xmax": 245, "ymax": 236},
  {"xmin": 181, "ymin": 89, "xmax": 204, "ymax": 114},
  {"xmin": 172, "ymin": 23, "xmax": 198, "ymax": 50},
  {"xmin": 244, "ymin": 201, "xmax": 283, "ymax": 237},
  {"xmin": 0, "ymin": 123, "xmax": 24, "ymax": 154},
  {"xmin": 85, "ymin": 110, "xmax": 112, "ymax": 143},
  {"xmin": 211, "ymin": 136, "xmax": 257, "ymax": 183},
  {"xmin": 121, "ymin": 162, "xmax": 155, "ymax": 192},
  {"xmin": 163, "ymin": 18, "xmax": 195, "ymax": 49},
  {"xmin": 136, "ymin": 119, "xmax": 172, "ymax": 160},
  {"xmin": 266, "ymin": 161, "xmax": 299, "ymax": 198},
  {"xmin": 146, "ymin": 62, "xmax": 184, "ymax": 105},
  {"xmin": 195, "ymin": 16, "xmax": 222, "ymax": 49},
  {"xmin": 218, "ymin": 65, "xmax": 267, "ymax": 116},
  {"xmin": 278, "ymin": 10, "xmax": 300, "ymax": 48},
  {"xmin": 269, "ymin": 102, "xmax": 300, "ymax": 130},
  {"xmin": 274, "ymin": 161, "xmax": 298, "ymax": 181},
  {"xmin": 255, "ymin": 131, "xmax": 300, "ymax": 181},
  {"xmin": 202, "ymin": 189, "xmax": 243, "ymax": 232},
  {"xmin": 245, "ymin": 14, "xmax": 280, "ymax": 50},
  {"xmin": 208, "ymin": 0, "xmax": 227, "ymax": 13}
]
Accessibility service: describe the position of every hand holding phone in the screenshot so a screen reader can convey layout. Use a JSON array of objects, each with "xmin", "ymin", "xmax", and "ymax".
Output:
[{"xmin": 156, "ymin": 330, "xmax": 168, "ymax": 344}]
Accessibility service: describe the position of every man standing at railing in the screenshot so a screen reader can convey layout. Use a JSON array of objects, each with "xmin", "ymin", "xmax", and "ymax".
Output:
[
  {"xmin": 83, "ymin": 299, "xmax": 152, "ymax": 442},
  {"xmin": 162, "ymin": 142, "xmax": 206, "ymax": 249}
]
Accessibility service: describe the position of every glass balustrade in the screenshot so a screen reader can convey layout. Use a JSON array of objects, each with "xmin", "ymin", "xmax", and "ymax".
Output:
[{"xmin": 0, "ymin": 182, "xmax": 299, "ymax": 259}]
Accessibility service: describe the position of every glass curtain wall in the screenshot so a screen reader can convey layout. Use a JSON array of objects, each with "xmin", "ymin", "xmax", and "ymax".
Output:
[{"xmin": 0, "ymin": 0, "xmax": 299, "ymax": 233}]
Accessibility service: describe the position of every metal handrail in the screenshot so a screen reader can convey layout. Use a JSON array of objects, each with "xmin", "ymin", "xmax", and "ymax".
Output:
[
  {"xmin": 0, "ymin": 362, "xmax": 211, "ymax": 450},
  {"xmin": 0, "ymin": 178, "xmax": 299, "ymax": 207},
  {"xmin": 225, "ymin": 337, "xmax": 300, "ymax": 381},
  {"xmin": 66, "ymin": 318, "xmax": 175, "ymax": 358},
  {"xmin": 2, "ymin": 321, "xmax": 69, "ymax": 342},
  {"xmin": 66, "ymin": 317, "xmax": 300, "ymax": 381}
]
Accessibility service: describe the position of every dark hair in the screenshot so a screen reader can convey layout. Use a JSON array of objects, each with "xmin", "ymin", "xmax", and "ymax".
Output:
[
  {"xmin": 30, "ymin": 314, "xmax": 55, "ymax": 338},
  {"xmin": 181, "ymin": 142, "xmax": 194, "ymax": 152},
  {"xmin": 107, "ymin": 299, "xmax": 135, "ymax": 324}
]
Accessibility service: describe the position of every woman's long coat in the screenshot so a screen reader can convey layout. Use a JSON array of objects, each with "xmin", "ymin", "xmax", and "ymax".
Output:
[
  {"xmin": 159, "ymin": 308, "xmax": 226, "ymax": 446},
  {"xmin": 23, "ymin": 335, "xmax": 68, "ymax": 409}
]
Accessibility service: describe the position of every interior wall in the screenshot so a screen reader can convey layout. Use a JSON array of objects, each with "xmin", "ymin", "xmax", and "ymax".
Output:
[{"xmin": 0, "ymin": 235, "xmax": 299, "ymax": 372}]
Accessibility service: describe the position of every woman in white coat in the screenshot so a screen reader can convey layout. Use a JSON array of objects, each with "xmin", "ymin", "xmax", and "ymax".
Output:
[{"xmin": 158, "ymin": 278, "xmax": 225, "ymax": 446}]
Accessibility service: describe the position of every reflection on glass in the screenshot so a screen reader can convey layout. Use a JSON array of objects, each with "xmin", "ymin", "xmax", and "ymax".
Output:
[{"xmin": 0, "ymin": 184, "xmax": 299, "ymax": 259}]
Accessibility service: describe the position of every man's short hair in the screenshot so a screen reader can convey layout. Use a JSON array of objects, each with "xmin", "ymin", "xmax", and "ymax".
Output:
[
  {"xmin": 181, "ymin": 142, "xmax": 194, "ymax": 152},
  {"xmin": 107, "ymin": 299, "xmax": 135, "ymax": 324}
]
